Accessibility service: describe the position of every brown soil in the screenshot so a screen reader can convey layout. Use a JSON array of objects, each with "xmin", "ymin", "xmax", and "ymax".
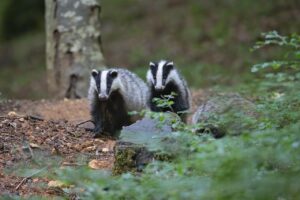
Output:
[
  {"xmin": 0, "ymin": 99, "xmax": 115, "ymax": 198},
  {"xmin": 0, "ymin": 91, "xmax": 205, "ymax": 198}
]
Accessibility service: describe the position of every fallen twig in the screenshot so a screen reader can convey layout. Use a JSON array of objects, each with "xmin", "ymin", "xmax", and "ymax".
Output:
[
  {"xmin": 28, "ymin": 144, "xmax": 34, "ymax": 159},
  {"xmin": 15, "ymin": 166, "xmax": 48, "ymax": 190},
  {"xmin": 76, "ymin": 119, "xmax": 93, "ymax": 127},
  {"xmin": 25, "ymin": 115, "xmax": 44, "ymax": 121}
]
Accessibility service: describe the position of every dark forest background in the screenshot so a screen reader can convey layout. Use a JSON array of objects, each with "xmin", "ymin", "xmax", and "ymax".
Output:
[{"xmin": 0, "ymin": 0, "xmax": 299, "ymax": 99}]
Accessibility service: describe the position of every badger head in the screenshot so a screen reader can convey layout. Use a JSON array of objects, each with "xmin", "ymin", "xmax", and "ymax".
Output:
[
  {"xmin": 146, "ymin": 60, "xmax": 174, "ymax": 91},
  {"xmin": 91, "ymin": 69, "xmax": 120, "ymax": 101}
]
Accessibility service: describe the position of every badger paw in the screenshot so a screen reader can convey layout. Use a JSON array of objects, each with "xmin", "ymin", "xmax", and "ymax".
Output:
[{"xmin": 93, "ymin": 125, "xmax": 103, "ymax": 136}]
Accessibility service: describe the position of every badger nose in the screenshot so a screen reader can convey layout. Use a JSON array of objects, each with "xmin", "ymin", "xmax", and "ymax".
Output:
[
  {"xmin": 155, "ymin": 86, "xmax": 165, "ymax": 91},
  {"xmin": 98, "ymin": 94, "xmax": 108, "ymax": 101}
]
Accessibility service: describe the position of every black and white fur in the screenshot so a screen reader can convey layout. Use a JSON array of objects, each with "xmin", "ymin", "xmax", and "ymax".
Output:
[
  {"xmin": 88, "ymin": 68, "xmax": 149, "ymax": 137},
  {"xmin": 146, "ymin": 60, "xmax": 191, "ymax": 122}
]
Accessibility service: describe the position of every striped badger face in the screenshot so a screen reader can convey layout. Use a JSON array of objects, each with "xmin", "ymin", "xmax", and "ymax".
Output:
[
  {"xmin": 91, "ymin": 69, "xmax": 119, "ymax": 101},
  {"xmin": 147, "ymin": 60, "xmax": 174, "ymax": 91}
]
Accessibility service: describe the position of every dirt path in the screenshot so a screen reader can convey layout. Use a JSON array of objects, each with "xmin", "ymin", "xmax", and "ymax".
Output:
[
  {"xmin": 0, "ymin": 90, "xmax": 206, "ymax": 197},
  {"xmin": 0, "ymin": 99, "xmax": 116, "ymax": 197}
]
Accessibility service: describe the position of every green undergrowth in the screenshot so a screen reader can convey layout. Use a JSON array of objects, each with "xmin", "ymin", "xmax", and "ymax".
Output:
[
  {"xmin": 44, "ymin": 32, "xmax": 300, "ymax": 199},
  {"xmin": 5, "ymin": 31, "xmax": 300, "ymax": 199}
]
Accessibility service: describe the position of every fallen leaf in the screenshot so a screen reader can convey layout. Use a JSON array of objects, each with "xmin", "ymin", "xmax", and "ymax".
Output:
[
  {"xmin": 94, "ymin": 139, "xmax": 104, "ymax": 143},
  {"xmin": 32, "ymin": 178, "xmax": 40, "ymax": 183},
  {"xmin": 84, "ymin": 146, "xmax": 96, "ymax": 152},
  {"xmin": 18, "ymin": 118, "xmax": 25, "ymax": 122},
  {"xmin": 88, "ymin": 159, "xmax": 108, "ymax": 169},
  {"xmin": 29, "ymin": 143, "xmax": 41, "ymax": 149},
  {"xmin": 8, "ymin": 111, "xmax": 17, "ymax": 117},
  {"xmin": 48, "ymin": 180, "xmax": 66, "ymax": 188}
]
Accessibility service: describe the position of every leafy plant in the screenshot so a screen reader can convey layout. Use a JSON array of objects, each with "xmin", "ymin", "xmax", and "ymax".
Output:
[
  {"xmin": 251, "ymin": 31, "xmax": 300, "ymax": 82},
  {"xmin": 152, "ymin": 92, "xmax": 177, "ymax": 111},
  {"xmin": 16, "ymin": 31, "xmax": 300, "ymax": 199}
]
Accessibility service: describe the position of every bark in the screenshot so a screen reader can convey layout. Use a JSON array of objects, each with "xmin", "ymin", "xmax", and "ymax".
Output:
[{"xmin": 46, "ymin": 0, "xmax": 105, "ymax": 98}]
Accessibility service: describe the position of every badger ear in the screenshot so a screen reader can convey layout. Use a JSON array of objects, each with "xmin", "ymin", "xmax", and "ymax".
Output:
[
  {"xmin": 91, "ymin": 69, "xmax": 98, "ymax": 77},
  {"xmin": 110, "ymin": 70, "xmax": 118, "ymax": 78},
  {"xmin": 165, "ymin": 62, "xmax": 174, "ymax": 71},
  {"xmin": 166, "ymin": 62, "xmax": 174, "ymax": 68},
  {"xmin": 149, "ymin": 62, "xmax": 156, "ymax": 68},
  {"xmin": 149, "ymin": 62, "xmax": 156, "ymax": 70}
]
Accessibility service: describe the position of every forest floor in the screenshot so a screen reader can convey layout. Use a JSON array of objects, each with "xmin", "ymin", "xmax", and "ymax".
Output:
[
  {"xmin": 0, "ymin": 99, "xmax": 116, "ymax": 198},
  {"xmin": 0, "ymin": 90, "xmax": 206, "ymax": 198}
]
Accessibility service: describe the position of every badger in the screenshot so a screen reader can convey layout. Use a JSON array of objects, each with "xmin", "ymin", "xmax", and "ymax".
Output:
[
  {"xmin": 88, "ymin": 68, "xmax": 149, "ymax": 137},
  {"xmin": 146, "ymin": 60, "xmax": 191, "ymax": 122}
]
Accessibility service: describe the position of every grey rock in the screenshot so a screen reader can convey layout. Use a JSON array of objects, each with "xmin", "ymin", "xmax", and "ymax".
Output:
[
  {"xmin": 192, "ymin": 93, "xmax": 259, "ymax": 137},
  {"xmin": 113, "ymin": 116, "xmax": 173, "ymax": 175}
]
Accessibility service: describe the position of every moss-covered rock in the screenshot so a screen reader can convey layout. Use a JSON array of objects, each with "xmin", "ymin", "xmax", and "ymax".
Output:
[
  {"xmin": 192, "ymin": 93, "xmax": 259, "ymax": 137},
  {"xmin": 113, "ymin": 116, "xmax": 172, "ymax": 175},
  {"xmin": 113, "ymin": 141, "xmax": 154, "ymax": 175}
]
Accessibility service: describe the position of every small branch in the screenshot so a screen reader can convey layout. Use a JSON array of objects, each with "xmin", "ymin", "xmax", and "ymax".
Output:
[
  {"xmin": 25, "ymin": 115, "xmax": 44, "ymax": 121},
  {"xmin": 76, "ymin": 119, "xmax": 94, "ymax": 127},
  {"xmin": 15, "ymin": 178, "xmax": 28, "ymax": 191},
  {"xmin": 28, "ymin": 144, "xmax": 34, "ymax": 159},
  {"xmin": 15, "ymin": 166, "xmax": 48, "ymax": 191}
]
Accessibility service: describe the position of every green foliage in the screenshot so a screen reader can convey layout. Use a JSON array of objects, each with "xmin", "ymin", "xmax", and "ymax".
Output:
[
  {"xmin": 251, "ymin": 31, "xmax": 300, "ymax": 82},
  {"xmin": 2, "ymin": 30, "xmax": 298, "ymax": 199},
  {"xmin": 46, "ymin": 32, "xmax": 300, "ymax": 199},
  {"xmin": 152, "ymin": 92, "xmax": 177, "ymax": 112},
  {"xmin": 130, "ymin": 92, "xmax": 184, "ymax": 130}
]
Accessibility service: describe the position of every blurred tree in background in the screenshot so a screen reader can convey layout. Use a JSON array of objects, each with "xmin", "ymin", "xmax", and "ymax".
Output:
[
  {"xmin": 0, "ymin": 0, "xmax": 44, "ymax": 41},
  {"xmin": 45, "ymin": 0, "xmax": 105, "ymax": 99},
  {"xmin": 0, "ymin": 0, "xmax": 299, "ymax": 99}
]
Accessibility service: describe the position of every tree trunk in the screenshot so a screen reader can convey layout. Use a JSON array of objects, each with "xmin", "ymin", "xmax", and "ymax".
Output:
[{"xmin": 45, "ymin": 0, "xmax": 105, "ymax": 98}]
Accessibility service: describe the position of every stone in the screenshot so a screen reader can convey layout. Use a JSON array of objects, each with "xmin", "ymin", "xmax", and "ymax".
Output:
[
  {"xmin": 113, "ymin": 116, "xmax": 173, "ymax": 175},
  {"xmin": 192, "ymin": 93, "xmax": 259, "ymax": 137}
]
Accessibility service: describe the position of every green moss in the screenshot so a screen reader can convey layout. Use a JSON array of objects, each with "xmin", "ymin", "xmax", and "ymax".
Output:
[
  {"xmin": 113, "ymin": 145, "xmax": 139, "ymax": 175},
  {"xmin": 153, "ymin": 152, "xmax": 173, "ymax": 161}
]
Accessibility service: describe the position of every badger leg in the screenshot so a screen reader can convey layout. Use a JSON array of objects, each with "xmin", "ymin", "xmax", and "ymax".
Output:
[
  {"xmin": 92, "ymin": 115, "xmax": 103, "ymax": 137},
  {"xmin": 173, "ymin": 96, "xmax": 190, "ymax": 123},
  {"xmin": 91, "ymin": 101, "xmax": 104, "ymax": 137}
]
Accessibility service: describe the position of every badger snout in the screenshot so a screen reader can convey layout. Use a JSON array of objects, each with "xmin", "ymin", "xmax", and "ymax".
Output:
[
  {"xmin": 98, "ymin": 94, "xmax": 109, "ymax": 101},
  {"xmin": 155, "ymin": 85, "xmax": 165, "ymax": 91}
]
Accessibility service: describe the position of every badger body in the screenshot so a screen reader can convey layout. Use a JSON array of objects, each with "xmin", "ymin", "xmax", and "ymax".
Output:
[
  {"xmin": 88, "ymin": 68, "xmax": 149, "ymax": 137},
  {"xmin": 146, "ymin": 60, "xmax": 191, "ymax": 122}
]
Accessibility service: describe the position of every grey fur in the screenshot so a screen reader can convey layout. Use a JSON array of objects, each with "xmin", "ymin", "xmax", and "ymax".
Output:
[{"xmin": 88, "ymin": 68, "xmax": 149, "ymax": 136}]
